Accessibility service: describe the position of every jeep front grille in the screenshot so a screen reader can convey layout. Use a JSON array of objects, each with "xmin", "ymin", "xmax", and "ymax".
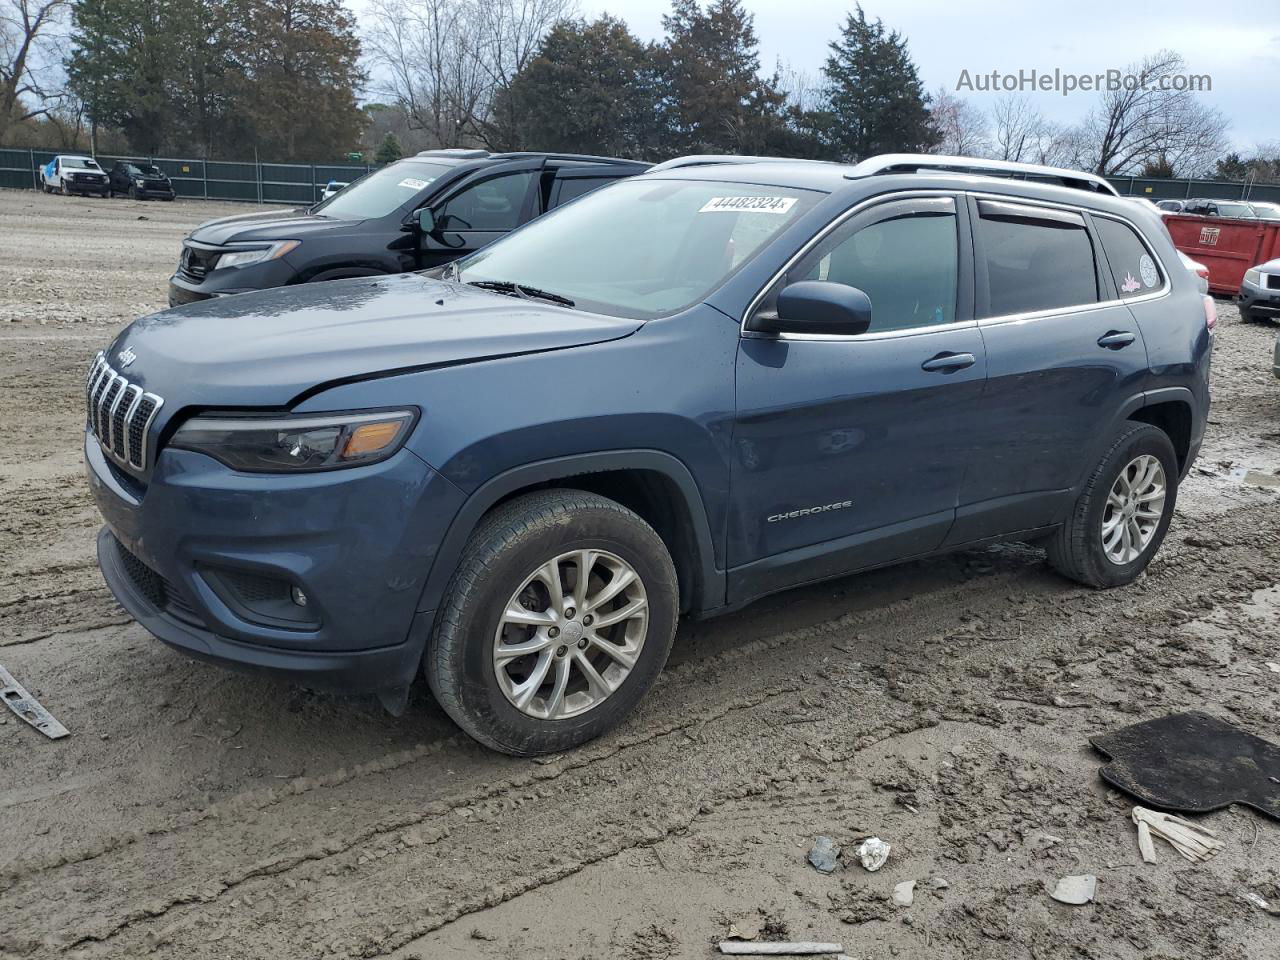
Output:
[{"xmin": 85, "ymin": 352, "xmax": 164, "ymax": 471}]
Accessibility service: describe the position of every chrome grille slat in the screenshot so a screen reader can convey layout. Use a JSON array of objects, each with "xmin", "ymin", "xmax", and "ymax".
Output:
[{"xmin": 84, "ymin": 352, "xmax": 164, "ymax": 473}]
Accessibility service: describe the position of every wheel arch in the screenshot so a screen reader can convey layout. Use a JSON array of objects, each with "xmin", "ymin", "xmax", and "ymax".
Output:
[
  {"xmin": 1075, "ymin": 387, "xmax": 1198, "ymax": 494},
  {"xmin": 1128, "ymin": 390, "xmax": 1194, "ymax": 476},
  {"xmin": 417, "ymin": 451, "xmax": 724, "ymax": 618}
]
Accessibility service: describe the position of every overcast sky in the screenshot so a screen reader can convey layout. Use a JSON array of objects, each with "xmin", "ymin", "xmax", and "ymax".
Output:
[{"xmin": 579, "ymin": 0, "xmax": 1278, "ymax": 151}]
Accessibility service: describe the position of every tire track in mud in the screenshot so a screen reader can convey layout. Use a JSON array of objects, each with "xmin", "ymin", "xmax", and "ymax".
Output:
[{"xmin": 7, "ymin": 501, "xmax": 1279, "ymax": 958}]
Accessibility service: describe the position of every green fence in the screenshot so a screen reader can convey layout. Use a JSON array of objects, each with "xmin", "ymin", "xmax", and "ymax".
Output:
[
  {"xmin": 1106, "ymin": 176, "xmax": 1280, "ymax": 204},
  {"xmin": 0, "ymin": 147, "xmax": 373, "ymax": 204}
]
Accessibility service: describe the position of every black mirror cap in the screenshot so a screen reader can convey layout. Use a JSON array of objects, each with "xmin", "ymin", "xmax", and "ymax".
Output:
[{"xmin": 755, "ymin": 280, "xmax": 872, "ymax": 336}]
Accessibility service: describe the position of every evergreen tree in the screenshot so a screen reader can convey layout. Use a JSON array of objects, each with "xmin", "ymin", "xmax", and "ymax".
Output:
[
  {"xmin": 819, "ymin": 5, "xmax": 939, "ymax": 161},
  {"xmin": 496, "ymin": 16, "xmax": 661, "ymax": 157},
  {"xmin": 658, "ymin": 0, "xmax": 789, "ymax": 156},
  {"xmin": 227, "ymin": 0, "xmax": 367, "ymax": 159},
  {"xmin": 375, "ymin": 131, "xmax": 402, "ymax": 164}
]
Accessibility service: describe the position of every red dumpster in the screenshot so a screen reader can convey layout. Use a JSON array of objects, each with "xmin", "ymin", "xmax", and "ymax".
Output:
[{"xmin": 1164, "ymin": 214, "xmax": 1280, "ymax": 296}]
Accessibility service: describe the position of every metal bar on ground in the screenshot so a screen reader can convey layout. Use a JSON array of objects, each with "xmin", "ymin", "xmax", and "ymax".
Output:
[{"xmin": 1, "ymin": 664, "xmax": 70, "ymax": 739}]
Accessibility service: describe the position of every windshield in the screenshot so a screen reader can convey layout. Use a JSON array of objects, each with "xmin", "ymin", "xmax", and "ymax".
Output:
[
  {"xmin": 1251, "ymin": 203, "xmax": 1280, "ymax": 221},
  {"xmin": 455, "ymin": 179, "xmax": 823, "ymax": 319},
  {"xmin": 1216, "ymin": 202, "xmax": 1255, "ymax": 218},
  {"xmin": 311, "ymin": 160, "xmax": 451, "ymax": 219},
  {"xmin": 64, "ymin": 158, "xmax": 99, "ymax": 170}
]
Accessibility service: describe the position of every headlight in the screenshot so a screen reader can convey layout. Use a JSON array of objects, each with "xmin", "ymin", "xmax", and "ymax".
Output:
[
  {"xmin": 170, "ymin": 409, "xmax": 417, "ymax": 472},
  {"xmin": 1244, "ymin": 268, "xmax": 1262, "ymax": 288},
  {"xmin": 216, "ymin": 240, "xmax": 301, "ymax": 270}
]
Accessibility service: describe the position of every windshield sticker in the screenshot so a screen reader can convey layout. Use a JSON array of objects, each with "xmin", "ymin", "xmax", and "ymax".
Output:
[
  {"xmin": 398, "ymin": 177, "xmax": 431, "ymax": 191},
  {"xmin": 1139, "ymin": 254, "xmax": 1158, "ymax": 288},
  {"xmin": 699, "ymin": 196, "xmax": 797, "ymax": 215}
]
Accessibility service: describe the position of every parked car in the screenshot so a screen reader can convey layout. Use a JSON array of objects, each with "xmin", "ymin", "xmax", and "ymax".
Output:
[
  {"xmin": 1180, "ymin": 198, "xmax": 1258, "ymax": 219},
  {"xmin": 1179, "ymin": 251, "xmax": 1211, "ymax": 294},
  {"xmin": 168, "ymin": 150, "xmax": 650, "ymax": 306},
  {"xmin": 41, "ymin": 155, "xmax": 109, "ymax": 197},
  {"xmin": 1239, "ymin": 259, "xmax": 1280, "ymax": 322},
  {"xmin": 107, "ymin": 161, "xmax": 176, "ymax": 200},
  {"xmin": 87, "ymin": 154, "xmax": 1213, "ymax": 754},
  {"xmin": 320, "ymin": 180, "xmax": 348, "ymax": 201},
  {"xmin": 1249, "ymin": 201, "xmax": 1280, "ymax": 221},
  {"xmin": 1156, "ymin": 199, "xmax": 1186, "ymax": 213}
]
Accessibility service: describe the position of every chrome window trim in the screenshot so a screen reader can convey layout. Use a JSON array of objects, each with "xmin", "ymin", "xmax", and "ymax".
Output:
[
  {"xmin": 975, "ymin": 200, "xmax": 1172, "ymax": 328},
  {"xmin": 741, "ymin": 188, "xmax": 1175, "ymax": 342},
  {"xmin": 741, "ymin": 189, "xmax": 966, "ymax": 342}
]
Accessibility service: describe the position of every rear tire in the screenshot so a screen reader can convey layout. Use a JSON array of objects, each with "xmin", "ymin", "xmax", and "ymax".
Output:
[
  {"xmin": 1047, "ymin": 422, "xmax": 1178, "ymax": 588},
  {"xmin": 427, "ymin": 489, "xmax": 678, "ymax": 756}
]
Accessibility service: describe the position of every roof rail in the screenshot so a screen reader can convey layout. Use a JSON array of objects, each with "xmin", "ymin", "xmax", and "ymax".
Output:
[
  {"xmin": 845, "ymin": 154, "xmax": 1120, "ymax": 196},
  {"xmin": 649, "ymin": 154, "xmax": 825, "ymax": 172},
  {"xmin": 416, "ymin": 149, "xmax": 490, "ymax": 159},
  {"xmin": 494, "ymin": 151, "xmax": 647, "ymax": 166}
]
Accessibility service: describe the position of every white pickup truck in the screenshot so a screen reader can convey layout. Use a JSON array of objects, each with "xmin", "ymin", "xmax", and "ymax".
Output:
[{"xmin": 41, "ymin": 155, "xmax": 110, "ymax": 197}]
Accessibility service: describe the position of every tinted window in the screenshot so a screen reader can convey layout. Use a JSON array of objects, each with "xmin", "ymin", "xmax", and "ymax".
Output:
[
  {"xmin": 789, "ymin": 208, "xmax": 958, "ymax": 332},
  {"xmin": 438, "ymin": 171, "xmax": 535, "ymax": 231},
  {"xmin": 554, "ymin": 177, "xmax": 613, "ymax": 206},
  {"xmin": 311, "ymin": 160, "xmax": 452, "ymax": 219},
  {"xmin": 978, "ymin": 207, "xmax": 1098, "ymax": 316},
  {"xmin": 1095, "ymin": 216, "xmax": 1163, "ymax": 297}
]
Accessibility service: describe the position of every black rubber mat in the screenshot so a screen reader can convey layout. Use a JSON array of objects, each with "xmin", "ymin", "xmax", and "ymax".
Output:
[{"xmin": 1090, "ymin": 711, "xmax": 1280, "ymax": 821}]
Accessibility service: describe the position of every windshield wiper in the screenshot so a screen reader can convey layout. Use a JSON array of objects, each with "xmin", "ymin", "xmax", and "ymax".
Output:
[{"xmin": 466, "ymin": 279, "xmax": 575, "ymax": 308}]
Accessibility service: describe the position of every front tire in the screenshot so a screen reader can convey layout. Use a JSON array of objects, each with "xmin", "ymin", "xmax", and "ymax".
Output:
[
  {"xmin": 427, "ymin": 489, "xmax": 678, "ymax": 756},
  {"xmin": 59, "ymin": 180, "xmax": 69, "ymax": 196},
  {"xmin": 1047, "ymin": 422, "xmax": 1178, "ymax": 588}
]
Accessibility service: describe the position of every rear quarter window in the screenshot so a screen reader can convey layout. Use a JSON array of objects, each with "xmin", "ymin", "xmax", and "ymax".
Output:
[{"xmin": 1094, "ymin": 217, "xmax": 1164, "ymax": 297}]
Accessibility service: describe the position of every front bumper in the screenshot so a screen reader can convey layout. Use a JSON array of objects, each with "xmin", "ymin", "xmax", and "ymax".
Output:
[
  {"xmin": 129, "ymin": 184, "xmax": 176, "ymax": 199},
  {"xmin": 86, "ymin": 430, "xmax": 465, "ymax": 694},
  {"xmin": 1239, "ymin": 278, "xmax": 1280, "ymax": 317},
  {"xmin": 168, "ymin": 257, "xmax": 297, "ymax": 306},
  {"xmin": 66, "ymin": 180, "xmax": 109, "ymax": 194}
]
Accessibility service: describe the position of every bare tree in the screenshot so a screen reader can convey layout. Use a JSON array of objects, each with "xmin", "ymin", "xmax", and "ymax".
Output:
[
  {"xmin": 365, "ymin": 0, "xmax": 573, "ymax": 151},
  {"xmin": 0, "ymin": 0, "xmax": 68, "ymax": 140},
  {"xmin": 929, "ymin": 87, "xmax": 988, "ymax": 157},
  {"xmin": 1074, "ymin": 50, "xmax": 1228, "ymax": 176}
]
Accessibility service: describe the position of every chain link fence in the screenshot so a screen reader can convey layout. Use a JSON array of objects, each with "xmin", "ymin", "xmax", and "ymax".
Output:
[
  {"xmin": 5, "ymin": 146, "xmax": 1280, "ymax": 207},
  {"xmin": 0, "ymin": 147, "xmax": 373, "ymax": 204}
]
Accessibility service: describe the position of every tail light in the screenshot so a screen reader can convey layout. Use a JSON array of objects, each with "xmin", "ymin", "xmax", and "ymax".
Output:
[{"xmin": 1202, "ymin": 294, "xmax": 1217, "ymax": 332}]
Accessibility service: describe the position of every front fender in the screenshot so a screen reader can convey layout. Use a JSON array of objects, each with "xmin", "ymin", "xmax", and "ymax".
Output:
[{"xmin": 413, "ymin": 450, "xmax": 725, "ymax": 617}]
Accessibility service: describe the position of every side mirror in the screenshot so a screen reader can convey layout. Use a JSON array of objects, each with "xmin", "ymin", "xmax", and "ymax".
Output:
[
  {"xmin": 754, "ymin": 280, "xmax": 872, "ymax": 336},
  {"xmin": 410, "ymin": 207, "xmax": 436, "ymax": 234}
]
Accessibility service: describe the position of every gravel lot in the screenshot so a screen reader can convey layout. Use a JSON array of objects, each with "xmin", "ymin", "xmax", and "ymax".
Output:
[{"xmin": 2, "ymin": 188, "xmax": 1280, "ymax": 960}]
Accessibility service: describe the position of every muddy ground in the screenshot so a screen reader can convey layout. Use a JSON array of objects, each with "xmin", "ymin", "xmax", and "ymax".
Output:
[{"xmin": 1, "ymin": 189, "xmax": 1279, "ymax": 960}]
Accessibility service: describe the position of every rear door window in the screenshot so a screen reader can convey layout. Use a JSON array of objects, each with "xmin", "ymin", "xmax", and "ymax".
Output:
[
  {"xmin": 553, "ymin": 177, "xmax": 614, "ymax": 207},
  {"xmin": 977, "ymin": 201, "xmax": 1099, "ymax": 317},
  {"xmin": 1094, "ymin": 216, "xmax": 1164, "ymax": 297}
]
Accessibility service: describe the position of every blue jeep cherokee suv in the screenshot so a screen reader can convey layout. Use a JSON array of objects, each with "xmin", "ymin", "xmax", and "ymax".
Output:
[{"xmin": 85, "ymin": 154, "xmax": 1213, "ymax": 755}]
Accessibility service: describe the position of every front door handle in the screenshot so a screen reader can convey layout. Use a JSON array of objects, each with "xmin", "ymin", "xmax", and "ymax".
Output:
[
  {"xmin": 921, "ymin": 351, "xmax": 976, "ymax": 372},
  {"xmin": 1097, "ymin": 330, "xmax": 1136, "ymax": 349}
]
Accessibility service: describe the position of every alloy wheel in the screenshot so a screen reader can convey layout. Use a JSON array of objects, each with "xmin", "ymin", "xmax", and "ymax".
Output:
[
  {"xmin": 493, "ymin": 548, "xmax": 648, "ymax": 720},
  {"xmin": 1101, "ymin": 454, "xmax": 1166, "ymax": 565}
]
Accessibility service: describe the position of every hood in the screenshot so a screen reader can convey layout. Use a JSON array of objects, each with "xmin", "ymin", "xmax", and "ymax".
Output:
[
  {"xmin": 188, "ymin": 208, "xmax": 352, "ymax": 245},
  {"xmin": 108, "ymin": 274, "xmax": 642, "ymax": 410}
]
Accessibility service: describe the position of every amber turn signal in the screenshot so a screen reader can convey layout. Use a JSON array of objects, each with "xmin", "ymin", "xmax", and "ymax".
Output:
[{"xmin": 341, "ymin": 420, "xmax": 404, "ymax": 458}]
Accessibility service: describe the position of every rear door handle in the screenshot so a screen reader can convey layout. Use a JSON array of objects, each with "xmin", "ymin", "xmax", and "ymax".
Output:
[
  {"xmin": 921, "ymin": 351, "xmax": 976, "ymax": 372},
  {"xmin": 1097, "ymin": 330, "xmax": 1136, "ymax": 349}
]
